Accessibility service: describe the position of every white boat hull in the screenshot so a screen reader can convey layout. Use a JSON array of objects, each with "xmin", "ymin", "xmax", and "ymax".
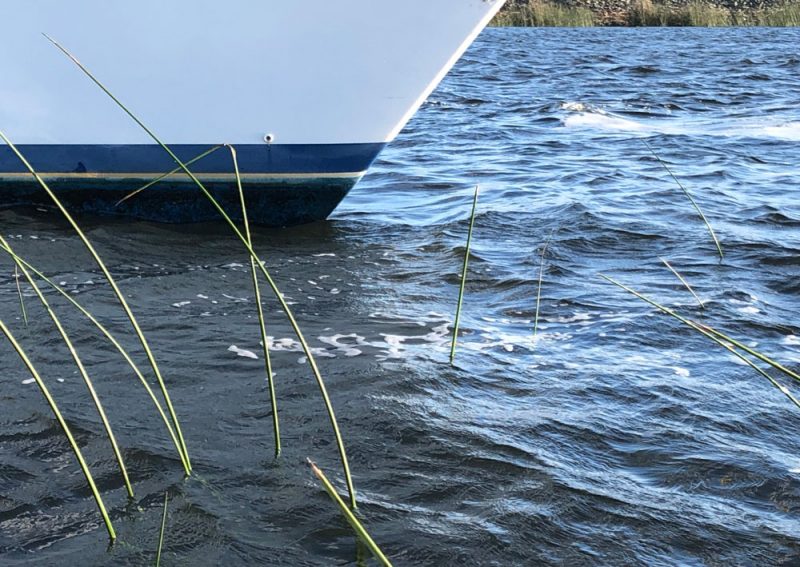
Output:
[{"xmin": 0, "ymin": 0, "xmax": 505, "ymax": 225}]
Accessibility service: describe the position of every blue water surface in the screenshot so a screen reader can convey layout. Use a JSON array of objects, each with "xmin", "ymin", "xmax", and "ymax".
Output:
[{"xmin": 1, "ymin": 27, "xmax": 800, "ymax": 566}]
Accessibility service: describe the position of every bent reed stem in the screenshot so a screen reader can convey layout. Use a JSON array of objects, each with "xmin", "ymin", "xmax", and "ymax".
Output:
[
  {"xmin": 701, "ymin": 325, "xmax": 800, "ymax": 386},
  {"xmin": 0, "ymin": 319, "xmax": 116, "ymax": 540},
  {"xmin": 14, "ymin": 264, "xmax": 28, "ymax": 325},
  {"xmin": 534, "ymin": 229, "xmax": 556, "ymax": 340},
  {"xmin": 156, "ymin": 491, "xmax": 168, "ymax": 567},
  {"xmin": 450, "ymin": 185, "xmax": 480, "ymax": 365},
  {"xmin": 115, "ymin": 145, "xmax": 223, "ymax": 206},
  {"xmin": 0, "ymin": 242, "xmax": 191, "ymax": 475},
  {"xmin": 45, "ymin": 34, "xmax": 355, "ymax": 507},
  {"xmin": 660, "ymin": 257, "xmax": 704, "ymax": 308},
  {"xmin": 643, "ymin": 139, "xmax": 723, "ymax": 260},
  {"xmin": 601, "ymin": 274, "xmax": 800, "ymax": 408},
  {"xmin": 0, "ymin": 128, "xmax": 191, "ymax": 473},
  {"xmin": 308, "ymin": 459, "xmax": 392, "ymax": 567},
  {"xmin": 1, "ymin": 235, "xmax": 134, "ymax": 497},
  {"xmin": 230, "ymin": 145, "xmax": 281, "ymax": 458}
]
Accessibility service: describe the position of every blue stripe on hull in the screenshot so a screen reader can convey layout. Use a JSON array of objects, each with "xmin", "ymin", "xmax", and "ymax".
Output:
[
  {"xmin": 0, "ymin": 176, "xmax": 359, "ymax": 227},
  {"xmin": 0, "ymin": 143, "xmax": 386, "ymax": 175},
  {"xmin": 0, "ymin": 143, "xmax": 386, "ymax": 225}
]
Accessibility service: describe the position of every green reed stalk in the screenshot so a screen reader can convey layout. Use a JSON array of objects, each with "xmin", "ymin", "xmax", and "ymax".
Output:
[
  {"xmin": 700, "ymin": 325, "xmax": 800, "ymax": 386},
  {"xmin": 643, "ymin": 140, "xmax": 723, "ymax": 260},
  {"xmin": 45, "ymin": 35, "xmax": 355, "ymax": 507},
  {"xmin": 450, "ymin": 186, "xmax": 480, "ymax": 365},
  {"xmin": 155, "ymin": 492, "xmax": 168, "ymax": 567},
  {"xmin": 115, "ymin": 145, "xmax": 223, "ymax": 206},
  {"xmin": 600, "ymin": 275, "xmax": 800, "ymax": 408},
  {"xmin": 14, "ymin": 264, "xmax": 28, "ymax": 325},
  {"xmin": 0, "ymin": 242, "xmax": 191, "ymax": 475},
  {"xmin": 308, "ymin": 459, "xmax": 392, "ymax": 567},
  {"xmin": 701, "ymin": 329, "xmax": 800, "ymax": 410},
  {"xmin": 660, "ymin": 257, "xmax": 704, "ymax": 309},
  {"xmin": 604, "ymin": 272, "xmax": 800, "ymax": 387},
  {"xmin": 1, "ymin": 236, "xmax": 134, "ymax": 497},
  {"xmin": 534, "ymin": 231, "xmax": 555, "ymax": 341},
  {"xmin": 0, "ymin": 319, "xmax": 116, "ymax": 540},
  {"xmin": 230, "ymin": 145, "xmax": 280, "ymax": 458},
  {"xmin": 0, "ymin": 128, "xmax": 192, "ymax": 473}
]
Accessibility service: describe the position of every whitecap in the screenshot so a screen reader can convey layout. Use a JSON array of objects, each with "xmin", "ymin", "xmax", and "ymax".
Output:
[
  {"xmin": 563, "ymin": 112, "xmax": 648, "ymax": 132},
  {"xmin": 760, "ymin": 122, "xmax": 800, "ymax": 141},
  {"xmin": 228, "ymin": 345, "xmax": 258, "ymax": 359},
  {"xmin": 560, "ymin": 101, "xmax": 588, "ymax": 112},
  {"xmin": 784, "ymin": 335, "xmax": 800, "ymax": 346},
  {"xmin": 738, "ymin": 306, "xmax": 760, "ymax": 314}
]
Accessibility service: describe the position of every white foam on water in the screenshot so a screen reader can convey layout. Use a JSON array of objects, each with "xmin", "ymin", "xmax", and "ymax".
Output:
[
  {"xmin": 228, "ymin": 345, "xmax": 258, "ymax": 359},
  {"xmin": 172, "ymin": 301, "xmax": 191, "ymax": 308},
  {"xmin": 784, "ymin": 335, "xmax": 800, "ymax": 346},
  {"xmin": 313, "ymin": 253, "xmax": 336, "ymax": 257},
  {"xmin": 758, "ymin": 122, "xmax": 800, "ymax": 141},
  {"xmin": 555, "ymin": 312, "xmax": 592, "ymax": 324},
  {"xmin": 263, "ymin": 336, "xmax": 336, "ymax": 359},
  {"xmin": 561, "ymin": 101, "xmax": 589, "ymax": 112},
  {"xmin": 317, "ymin": 333, "xmax": 364, "ymax": 357},
  {"xmin": 564, "ymin": 112, "xmax": 648, "ymax": 132},
  {"xmin": 738, "ymin": 306, "xmax": 760, "ymax": 315},
  {"xmin": 22, "ymin": 378, "xmax": 35, "ymax": 385},
  {"xmin": 562, "ymin": 103, "xmax": 800, "ymax": 141},
  {"xmin": 673, "ymin": 367, "xmax": 691, "ymax": 378},
  {"xmin": 730, "ymin": 354, "xmax": 749, "ymax": 366}
]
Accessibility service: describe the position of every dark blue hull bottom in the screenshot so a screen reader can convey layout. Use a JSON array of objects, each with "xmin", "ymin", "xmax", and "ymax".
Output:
[{"xmin": 0, "ymin": 177, "xmax": 359, "ymax": 227}]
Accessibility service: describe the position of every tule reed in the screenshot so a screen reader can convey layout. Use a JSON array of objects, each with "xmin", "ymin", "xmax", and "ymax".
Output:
[
  {"xmin": 230, "ymin": 144, "xmax": 281, "ymax": 458},
  {"xmin": 44, "ymin": 34, "xmax": 357, "ymax": 508},
  {"xmin": 0, "ymin": 320, "xmax": 116, "ymax": 540},
  {"xmin": 0, "ymin": 235, "xmax": 134, "ymax": 498},
  {"xmin": 450, "ymin": 185, "xmax": 480, "ymax": 365},
  {"xmin": 0, "ymin": 128, "xmax": 193, "ymax": 472},
  {"xmin": 601, "ymin": 274, "xmax": 800, "ymax": 409},
  {"xmin": 308, "ymin": 459, "xmax": 393, "ymax": 567},
  {"xmin": 0, "ymin": 241, "xmax": 191, "ymax": 474}
]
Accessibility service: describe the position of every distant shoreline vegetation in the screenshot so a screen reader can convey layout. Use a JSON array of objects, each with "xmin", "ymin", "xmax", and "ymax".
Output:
[{"xmin": 492, "ymin": 0, "xmax": 800, "ymax": 26}]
